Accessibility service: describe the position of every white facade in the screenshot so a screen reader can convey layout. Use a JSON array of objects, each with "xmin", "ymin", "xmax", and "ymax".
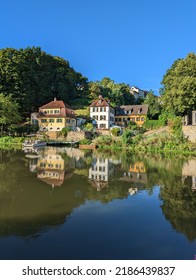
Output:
[
  {"xmin": 130, "ymin": 86, "xmax": 147, "ymax": 100},
  {"xmin": 90, "ymin": 106, "xmax": 115, "ymax": 129},
  {"xmin": 89, "ymin": 158, "xmax": 110, "ymax": 182}
]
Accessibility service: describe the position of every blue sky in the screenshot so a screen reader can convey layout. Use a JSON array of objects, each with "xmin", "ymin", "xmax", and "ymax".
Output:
[{"xmin": 1, "ymin": 0, "xmax": 196, "ymax": 94}]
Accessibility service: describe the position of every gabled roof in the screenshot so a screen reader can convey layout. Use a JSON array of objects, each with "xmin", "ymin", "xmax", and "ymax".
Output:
[
  {"xmin": 115, "ymin": 105, "xmax": 148, "ymax": 116},
  {"xmin": 38, "ymin": 99, "xmax": 75, "ymax": 118},
  {"xmin": 39, "ymin": 100, "xmax": 66, "ymax": 109},
  {"xmin": 89, "ymin": 95, "xmax": 112, "ymax": 107}
]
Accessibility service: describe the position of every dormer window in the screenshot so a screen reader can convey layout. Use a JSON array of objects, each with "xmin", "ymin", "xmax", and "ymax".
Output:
[{"xmin": 99, "ymin": 99, "xmax": 102, "ymax": 104}]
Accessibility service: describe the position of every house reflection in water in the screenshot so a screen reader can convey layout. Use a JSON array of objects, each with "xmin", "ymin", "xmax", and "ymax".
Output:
[
  {"xmin": 37, "ymin": 147, "xmax": 66, "ymax": 188},
  {"xmin": 88, "ymin": 157, "xmax": 115, "ymax": 191},
  {"xmin": 120, "ymin": 162, "xmax": 147, "ymax": 195},
  {"xmin": 182, "ymin": 159, "xmax": 196, "ymax": 191}
]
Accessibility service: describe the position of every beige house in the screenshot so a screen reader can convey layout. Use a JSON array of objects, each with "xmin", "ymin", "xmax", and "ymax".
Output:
[{"xmin": 38, "ymin": 98, "xmax": 76, "ymax": 132}]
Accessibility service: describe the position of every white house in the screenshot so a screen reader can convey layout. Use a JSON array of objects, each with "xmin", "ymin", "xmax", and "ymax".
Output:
[
  {"xmin": 89, "ymin": 95, "xmax": 115, "ymax": 129},
  {"xmin": 88, "ymin": 157, "xmax": 114, "ymax": 191},
  {"xmin": 130, "ymin": 86, "xmax": 148, "ymax": 101}
]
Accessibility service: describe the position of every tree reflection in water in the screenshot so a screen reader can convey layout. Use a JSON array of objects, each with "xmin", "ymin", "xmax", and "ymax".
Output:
[{"xmin": 0, "ymin": 147, "xmax": 195, "ymax": 242}]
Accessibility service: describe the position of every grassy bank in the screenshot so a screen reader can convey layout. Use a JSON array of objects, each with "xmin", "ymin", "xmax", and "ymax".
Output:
[{"xmin": 0, "ymin": 136, "xmax": 24, "ymax": 146}]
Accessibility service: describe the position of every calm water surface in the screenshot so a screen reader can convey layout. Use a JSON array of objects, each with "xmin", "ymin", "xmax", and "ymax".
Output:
[{"xmin": 0, "ymin": 146, "xmax": 195, "ymax": 260}]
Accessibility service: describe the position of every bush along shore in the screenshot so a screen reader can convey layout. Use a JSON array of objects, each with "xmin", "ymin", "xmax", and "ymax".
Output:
[
  {"xmin": 0, "ymin": 136, "xmax": 25, "ymax": 145},
  {"xmin": 92, "ymin": 122, "xmax": 196, "ymax": 155}
]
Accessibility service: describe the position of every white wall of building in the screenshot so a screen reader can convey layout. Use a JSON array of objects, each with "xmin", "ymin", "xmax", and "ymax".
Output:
[{"xmin": 90, "ymin": 106, "xmax": 114, "ymax": 129}]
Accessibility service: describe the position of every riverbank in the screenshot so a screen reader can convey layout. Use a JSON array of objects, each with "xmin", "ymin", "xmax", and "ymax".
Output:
[
  {"xmin": 0, "ymin": 136, "xmax": 24, "ymax": 145},
  {"xmin": 93, "ymin": 128, "xmax": 196, "ymax": 156},
  {"xmin": 1, "ymin": 129, "xmax": 196, "ymax": 156}
]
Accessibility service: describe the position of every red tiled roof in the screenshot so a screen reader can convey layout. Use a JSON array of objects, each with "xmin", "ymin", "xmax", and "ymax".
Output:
[
  {"xmin": 89, "ymin": 95, "xmax": 111, "ymax": 107},
  {"xmin": 39, "ymin": 100, "xmax": 66, "ymax": 109},
  {"xmin": 38, "ymin": 99, "xmax": 75, "ymax": 118}
]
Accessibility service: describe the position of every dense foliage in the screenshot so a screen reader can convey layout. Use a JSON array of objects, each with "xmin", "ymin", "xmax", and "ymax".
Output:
[
  {"xmin": 0, "ymin": 47, "xmax": 89, "ymax": 116},
  {"xmin": 144, "ymin": 91, "xmax": 162, "ymax": 119},
  {"xmin": 89, "ymin": 77, "xmax": 135, "ymax": 106},
  {"xmin": 161, "ymin": 53, "xmax": 196, "ymax": 115},
  {"xmin": 0, "ymin": 94, "xmax": 21, "ymax": 134}
]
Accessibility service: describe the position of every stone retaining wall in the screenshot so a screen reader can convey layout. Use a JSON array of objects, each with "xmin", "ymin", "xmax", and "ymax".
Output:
[
  {"xmin": 182, "ymin": 126, "xmax": 196, "ymax": 143},
  {"xmin": 66, "ymin": 131, "xmax": 85, "ymax": 142}
]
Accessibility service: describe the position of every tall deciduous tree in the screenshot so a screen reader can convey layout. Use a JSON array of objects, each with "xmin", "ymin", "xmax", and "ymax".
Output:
[
  {"xmin": 144, "ymin": 91, "xmax": 162, "ymax": 119},
  {"xmin": 0, "ymin": 94, "xmax": 21, "ymax": 134},
  {"xmin": 0, "ymin": 47, "xmax": 89, "ymax": 116},
  {"xmin": 89, "ymin": 77, "xmax": 135, "ymax": 106},
  {"xmin": 161, "ymin": 53, "xmax": 196, "ymax": 115}
]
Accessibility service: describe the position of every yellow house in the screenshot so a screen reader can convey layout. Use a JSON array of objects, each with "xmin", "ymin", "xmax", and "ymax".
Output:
[
  {"xmin": 115, "ymin": 105, "xmax": 148, "ymax": 126},
  {"xmin": 38, "ymin": 98, "xmax": 76, "ymax": 132}
]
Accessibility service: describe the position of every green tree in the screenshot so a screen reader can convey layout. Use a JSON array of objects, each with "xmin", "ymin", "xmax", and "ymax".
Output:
[
  {"xmin": 160, "ymin": 53, "xmax": 196, "ymax": 115},
  {"xmin": 0, "ymin": 94, "xmax": 21, "ymax": 135},
  {"xmin": 89, "ymin": 77, "xmax": 134, "ymax": 106},
  {"xmin": 144, "ymin": 91, "xmax": 162, "ymax": 119},
  {"xmin": 0, "ymin": 47, "xmax": 89, "ymax": 116}
]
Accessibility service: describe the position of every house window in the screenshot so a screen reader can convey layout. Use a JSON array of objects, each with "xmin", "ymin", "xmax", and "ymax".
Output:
[
  {"xmin": 54, "ymin": 110, "xmax": 60, "ymax": 114},
  {"xmin": 136, "ymin": 117, "xmax": 140, "ymax": 121},
  {"xmin": 41, "ymin": 119, "xmax": 47, "ymax": 123},
  {"xmin": 66, "ymin": 119, "xmax": 70, "ymax": 123},
  {"xmin": 100, "ymin": 115, "xmax": 106, "ymax": 120},
  {"xmin": 50, "ymin": 110, "xmax": 53, "ymax": 114},
  {"xmin": 100, "ymin": 124, "xmax": 106, "ymax": 128},
  {"xmin": 141, "ymin": 117, "xmax": 145, "ymax": 121},
  {"xmin": 131, "ymin": 117, "xmax": 135, "ymax": 122},
  {"xmin": 49, "ymin": 119, "xmax": 54, "ymax": 123},
  {"xmin": 104, "ymin": 107, "xmax": 106, "ymax": 112},
  {"xmin": 93, "ymin": 107, "xmax": 96, "ymax": 112},
  {"xmin": 127, "ymin": 117, "xmax": 130, "ymax": 121},
  {"xmin": 56, "ymin": 118, "xmax": 62, "ymax": 123}
]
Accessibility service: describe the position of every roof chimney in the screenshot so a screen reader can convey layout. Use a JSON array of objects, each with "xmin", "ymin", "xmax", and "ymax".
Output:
[{"xmin": 54, "ymin": 97, "xmax": 57, "ymax": 101}]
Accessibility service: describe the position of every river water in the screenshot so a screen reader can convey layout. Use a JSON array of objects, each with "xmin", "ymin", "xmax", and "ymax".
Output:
[{"xmin": 0, "ymin": 146, "xmax": 195, "ymax": 259}]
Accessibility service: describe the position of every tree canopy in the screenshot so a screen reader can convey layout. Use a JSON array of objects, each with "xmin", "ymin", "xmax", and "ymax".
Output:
[
  {"xmin": 0, "ymin": 94, "xmax": 21, "ymax": 134},
  {"xmin": 161, "ymin": 53, "xmax": 196, "ymax": 115},
  {"xmin": 144, "ymin": 91, "xmax": 162, "ymax": 119},
  {"xmin": 0, "ymin": 47, "xmax": 89, "ymax": 116},
  {"xmin": 89, "ymin": 77, "xmax": 135, "ymax": 106}
]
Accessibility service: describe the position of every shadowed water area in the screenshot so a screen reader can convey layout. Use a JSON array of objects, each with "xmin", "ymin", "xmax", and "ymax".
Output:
[{"xmin": 0, "ymin": 146, "xmax": 195, "ymax": 260}]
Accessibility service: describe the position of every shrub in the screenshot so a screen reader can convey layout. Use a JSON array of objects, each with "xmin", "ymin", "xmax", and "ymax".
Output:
[
  {"xmin": 111, "ymin": 127, "xmax": 121, "ymax": 136},
  {"xmin": 144, "ymin": 118, "xmax": 165, "ymax": 130},
  {"xmin": 83, "ymin": 123, "xmax": 94, "ymax": 132},
  {"xmin": 60, "ymin": 127, "xmax": 70, "ymax": 138},
  {"xmin": 122, "ymin": 130, "xmax": 134, "ymax": 146},
  {"xmin": 79, "ymin": 139, "xmax": 92, "ymax": 145}
]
